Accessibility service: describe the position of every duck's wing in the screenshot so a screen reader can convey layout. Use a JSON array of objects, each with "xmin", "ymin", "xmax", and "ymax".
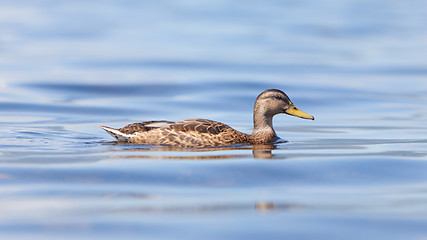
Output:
[
  {"xmin": 169, "ymin": 119, "xmax": 231, "ymax": 134},
  {"xmin": 119, "ymin": 121, "xmax": 175, "ymax": 134},
  {"xmin": 101, "ymin": 119, "xmax": 242, "ymax": 145},
  {"xmin": 100, "ymin": 121, "xmax": 175, "ymax": 141}
]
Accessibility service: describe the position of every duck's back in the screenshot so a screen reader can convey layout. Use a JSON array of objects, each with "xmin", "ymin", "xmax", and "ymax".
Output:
[{"xmin": 102, "ymin": 118, "xmax": 249, "ymax": 147}]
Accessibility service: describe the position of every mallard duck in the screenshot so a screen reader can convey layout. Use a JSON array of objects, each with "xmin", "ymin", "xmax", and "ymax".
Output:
[{"xmin": 101, "ymin": 89, "xmax": 314, "ymax": 147}]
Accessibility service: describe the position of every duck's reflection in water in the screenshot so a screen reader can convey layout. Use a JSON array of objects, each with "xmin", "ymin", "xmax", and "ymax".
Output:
[
  {"xmin": 98, "ymin": 199, "xmax": 305, "ymax": 215},
  {"xmin": 106, "ymin": 142, "xmax": 282, "ymax": 159},
  {"xmin": 252, "ymin": 144, "xmax": 276, "ymax": 159}
]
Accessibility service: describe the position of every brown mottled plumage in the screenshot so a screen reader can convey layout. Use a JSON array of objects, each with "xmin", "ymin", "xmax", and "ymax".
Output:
[{"xmin": 101, "ymin": 89, "xmax": 314, "ymax": 147}]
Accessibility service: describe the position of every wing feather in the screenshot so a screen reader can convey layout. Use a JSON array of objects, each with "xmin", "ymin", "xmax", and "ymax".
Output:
[
  {"xmin": 170, "ymin": 119, "xmax": 231, "ymax": 135},
  {"xmin": 119, "ymin": 121, "xmax": 175, "ymax": 134}
]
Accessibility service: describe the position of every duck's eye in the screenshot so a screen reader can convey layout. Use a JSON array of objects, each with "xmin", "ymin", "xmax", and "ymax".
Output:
[{"xmin": 273, "ymin": 95, "xmax": 282, "ymax": 100}]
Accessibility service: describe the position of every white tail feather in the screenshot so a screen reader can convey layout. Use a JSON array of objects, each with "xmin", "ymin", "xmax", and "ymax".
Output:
[{"xmin": 100, "ymin": 126, "xmax": 133, "ymax": 142}]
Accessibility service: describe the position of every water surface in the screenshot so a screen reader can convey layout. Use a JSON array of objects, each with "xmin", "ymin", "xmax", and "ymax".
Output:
[{"xmin": 1, "ymin": 1, "xmax": 427, "ymax": 239}]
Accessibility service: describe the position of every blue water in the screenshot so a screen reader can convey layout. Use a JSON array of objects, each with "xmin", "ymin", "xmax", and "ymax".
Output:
[{"xmin": 1, "ymin": 1, "xmax": 427, "ymax": 239}]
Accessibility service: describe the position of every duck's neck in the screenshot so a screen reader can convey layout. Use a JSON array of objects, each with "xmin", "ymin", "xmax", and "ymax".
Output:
[{"xmin": 250, "ymin": 109, "xmax": 277, "ymax": 143}]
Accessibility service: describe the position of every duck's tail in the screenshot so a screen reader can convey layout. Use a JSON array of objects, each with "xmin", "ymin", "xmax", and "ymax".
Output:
[{"xmin": 100, "ymin": 126, "xmax": 132, "ymax": 142}]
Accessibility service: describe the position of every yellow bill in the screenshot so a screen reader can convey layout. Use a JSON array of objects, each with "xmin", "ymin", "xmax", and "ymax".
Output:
[{"xmin": 285, "ymin": 103, "xmax": 314, "ymax": 120}]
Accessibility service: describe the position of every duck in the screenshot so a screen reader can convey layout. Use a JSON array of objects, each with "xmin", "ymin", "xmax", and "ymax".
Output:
[{"xmin": 101, "ymin": 89, "xmax": 314, "ymax": 147}]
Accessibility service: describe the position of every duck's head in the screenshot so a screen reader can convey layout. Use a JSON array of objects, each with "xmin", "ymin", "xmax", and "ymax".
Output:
[{"xmin": 254, "ymin": 89, "xmax": 314, "ymax": 120}]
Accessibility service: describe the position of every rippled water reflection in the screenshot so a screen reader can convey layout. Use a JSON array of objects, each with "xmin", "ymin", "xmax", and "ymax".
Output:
[{"xmin": 1, "ymin": 0, "xmax": 427, "ymax": 239}]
